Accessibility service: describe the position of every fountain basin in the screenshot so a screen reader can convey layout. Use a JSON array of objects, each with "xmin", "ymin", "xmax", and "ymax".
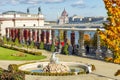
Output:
[{"xmin": 19, "ymin": 62, "xmax": 92, "ymax": 74}]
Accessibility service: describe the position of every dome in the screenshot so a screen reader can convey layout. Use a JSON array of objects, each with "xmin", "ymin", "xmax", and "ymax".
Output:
[{"xmin": 61, "ymin": 9, "xmax": 68, "ymax": 16}]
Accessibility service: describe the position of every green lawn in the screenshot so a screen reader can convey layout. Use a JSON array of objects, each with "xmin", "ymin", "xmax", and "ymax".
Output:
[{"xmin": 0, "ymin": 47, "xmax": 46, "ymax": 60}]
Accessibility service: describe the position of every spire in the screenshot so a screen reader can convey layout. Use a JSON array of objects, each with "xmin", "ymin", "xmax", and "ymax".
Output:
[{"xmin": 61, "ymin": 8, "xmax": 68, "ymax": 16}]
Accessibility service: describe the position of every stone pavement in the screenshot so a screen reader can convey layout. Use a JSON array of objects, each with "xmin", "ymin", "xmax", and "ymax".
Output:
[{"xmin": 0, "ymin": 50, "xmax": 119, "ymax": 80}]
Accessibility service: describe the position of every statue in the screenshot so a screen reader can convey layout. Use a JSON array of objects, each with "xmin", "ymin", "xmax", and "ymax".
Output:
[{"xmin": 50, "ymin": 52, "xmax": 59, "ymax": 64}]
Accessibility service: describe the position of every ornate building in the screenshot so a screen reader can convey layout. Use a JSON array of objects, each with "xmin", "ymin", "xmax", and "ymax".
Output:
[
  {"xmin": 0, "ymin": 7, "xmax": 44, "ymax": 36},
  {"xmin": 57, "ymin": 9, "xmax": 69, "ymax": 24}
]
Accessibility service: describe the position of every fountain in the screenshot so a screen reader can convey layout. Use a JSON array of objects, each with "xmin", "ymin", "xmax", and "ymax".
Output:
[
  {"xmin": 18, "ymin": 52, "xmax": 93, "ymax": 75},
  {"xmin": 43, "ymin": 52, "xmax": 70, "ymax": 73}
]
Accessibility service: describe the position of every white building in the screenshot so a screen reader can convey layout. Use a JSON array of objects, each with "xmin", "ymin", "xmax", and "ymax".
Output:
[
  {"xmin": 57, "ymin": 9, "xmax": 69, "ymax": 24},
  {"xmin": 0, "ymin": 8, "xmax": 44, "ymax": 36}
]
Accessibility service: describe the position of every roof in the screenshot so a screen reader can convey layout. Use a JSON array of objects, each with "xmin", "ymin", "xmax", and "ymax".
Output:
[{"xmin": 2, "ymin": 11, "xmax": 27, "ymax": 15}]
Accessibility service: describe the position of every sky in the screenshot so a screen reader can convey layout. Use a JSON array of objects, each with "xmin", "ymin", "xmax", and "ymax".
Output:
[{"xmin": 0, "ymin": 0, "xmax": 107, "ymax": 21}]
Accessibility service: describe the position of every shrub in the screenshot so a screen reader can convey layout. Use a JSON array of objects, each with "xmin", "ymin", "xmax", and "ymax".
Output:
[
  {"xmin": 63, "ymin": 44, "xmax": 69, "ymax": 55},
  {"xmin": 50, "ymin": 44, "xmax": 55, "ymax": 52},
  {"xmin": 12, "ymin": 71, "xmax": 25, "ymax": 80},
  {"xmin": 0, "ymin": 71, "xmax": 25, "ymax": 80},
  {"xmin": 8, "ymin": 64, "xmax": 18, "ymax": 73},
  {"xmin": 91, "ymin": 64, "xmax": 96, "ymax": 71},
  {"xmin": 28, "ymin": 41, "xmax": 33, "ymax": 48},
  {"xmin": 11, "ymin": 52, "xmax": 27, "ymax": 57},
  {"xmin": 0, "ymin": 67, "xmax": 4, "ymax": 75},
  {"xmin": 115, "ymin": 70, "xmax": 120, "ymax": 76},
  {"xmin": 0, "ymin": 67, "xmax": 25, "ymax": 80},
  {"xmin": 33, "ymin": 52, "xmax": 42, "ymax": 56},
  {"xmin": 104, "ymin": 57, "xmax": 113, "ymax": 62},
  {"xmin": 39, "ymin": 42, "xmax": 44, "ymax": 49},
  {"xmin": 14, "ymin": 38, "xmax": 20, "ymax": 46},
  {"xmin": 78, "ymin": 71, "xmax": 86, "ymax": 75},
  {"xmin": 0, "ymin": 39, "xmax": 3, "ymax": 46},
  {"xmin": 113, "ymin": 58, "xmax": 120, "ymax": 64}
]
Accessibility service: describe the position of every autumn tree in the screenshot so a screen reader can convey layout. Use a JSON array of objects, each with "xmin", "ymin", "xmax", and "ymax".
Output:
[{"xmin": 98, "ymin": 0, "xmax": 120, "ymax": 63}]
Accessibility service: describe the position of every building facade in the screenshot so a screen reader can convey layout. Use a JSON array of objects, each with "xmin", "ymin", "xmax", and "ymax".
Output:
[
  {"xmin": 0, "ymin": 8, "xmax": 44, "ymax": 36},
  {"xmin": 57, "ymin": 9, "xmax": 69, "ymax": 24},
  {"xmin": 69, "ymin": 15, "xmax": 107, "ymax": 24}
]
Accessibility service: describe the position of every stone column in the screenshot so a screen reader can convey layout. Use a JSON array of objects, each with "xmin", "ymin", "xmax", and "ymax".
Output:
[
  {"xmin": 38, "ymin": 29, "xmax": 41, "ymax": 42},
  {"xmin": 71, "ymin": 31, "xmax": 75, "ymax": 46},
  {"xmin": 44, "ymin": 30, "xmax": 46, "ymax": 44},
  {"xmin": 30, "ymin": 29, "xmax": 32, "ymax": 41},
  {"xmin": 28, "ymin": 29, "xmax": 30, "ymax": 41},
  {"xmin": 46, "ymin": 30, "xmax": 50, "ymax": 44},
  {"xmin": 78, "ymin": 31, "xmax": 86, "ymax": 56},
  {"xmin": 49, "ymin": 30, "xmax": 52, "ymax": 44},
  {"xmin": 58, "ymin": 30, "xmax": 62, "ymax": 52},
  {"xmin": 64, "ymin": 30, "xmax": 67, "ymax": 44},
  {"xmin": 41, "ymin": 30, "xmax": 45, "ymax": 43},
  {"xmin": 22, "ymin": 29, "xmax": 25, "ymax": 43},
  {"xmin": 95, "ymin": 33, "xmax": 102, "ymax": 59},
  {"xmin": 105, "ymin": 48, "xmax": 113, "ymax": 58},
  {"xmin": 32, "ymin": 29, "xmax": 35, "ymax": 42},
  {"xmin": 6, "ymin": 28, "xmax": 9, "ymax": 39},
  {"xmin": 51, "ymin": 30, "xmax": 55, "ymax": 45},
  {"xmin": 34, "ymin": 29, "xmax": 37, "ymax": 42},
  {"xmin": 20, "ymin": 29, "xmax": 24, "ymax": 44},
  {"xmin": 9, "ymin": 28, "xmax": 11, "ymax": 40},
  {"xmin": 37, "ymin": 30, "xmax": 39, "ymax": 42}
]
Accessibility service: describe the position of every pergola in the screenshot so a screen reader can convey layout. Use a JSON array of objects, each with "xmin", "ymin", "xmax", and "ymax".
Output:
[{"xmin": 5, "ymin": 23, "xmax": 104, "ymax": 57}]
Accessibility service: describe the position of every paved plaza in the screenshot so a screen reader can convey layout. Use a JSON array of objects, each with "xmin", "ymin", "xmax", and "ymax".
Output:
[{"xmin": 0, "ymin": 50, "xmax": 119, "ymax": 80}]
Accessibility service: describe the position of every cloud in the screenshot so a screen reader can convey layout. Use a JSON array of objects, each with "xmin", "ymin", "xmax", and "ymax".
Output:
[
  {"xmin": 0, "ymin": 0, "xmax": 66, "ymax": 6},
  {"xmin": 20, "ymin": 0, "xmax": 41, "ymax": 4},
  {"xmin": 43, "ymin": 0, "xmax": 64, "ymax": 3},
  {"xmin": 0, "ymin": 1, "xmax": 9, "ymax": 5},
  {"xmin": 71, "ymin": 0, "xmax": 87, "ymax": 8}
]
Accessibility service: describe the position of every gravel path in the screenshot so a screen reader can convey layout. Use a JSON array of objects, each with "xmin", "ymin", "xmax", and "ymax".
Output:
[{"xmin": 0, "ymin": 50, "xmax": 119, "ymax": 80}]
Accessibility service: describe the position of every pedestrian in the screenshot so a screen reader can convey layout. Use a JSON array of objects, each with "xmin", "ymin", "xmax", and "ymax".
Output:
[{"xmin": 86, "ymin": 45, "xmax": 89, "ymax": 54}]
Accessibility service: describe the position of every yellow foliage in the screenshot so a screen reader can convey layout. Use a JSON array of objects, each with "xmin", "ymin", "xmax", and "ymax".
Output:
[{"xmin": 99, "ymin": 0, "xmax": 120, "ymax": 64}]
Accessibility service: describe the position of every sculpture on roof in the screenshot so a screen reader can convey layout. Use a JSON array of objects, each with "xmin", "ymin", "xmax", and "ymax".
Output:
[{"xmin": 38, "ymin": 7, "xmax": 42, "ymax": 14}]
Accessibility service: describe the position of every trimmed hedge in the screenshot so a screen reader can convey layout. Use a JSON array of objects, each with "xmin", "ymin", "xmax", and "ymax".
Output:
[
  {"xmin": 50, "ymin": 44, "xmax": 55, "ymax": 52},
  {"xmin": 39, "ymin": 42, "xmax": 44, "ymax": 49},
  {"xmin": 8, "ymin": 63, "xmax": 86, "ymax": 76},
  {"xmin": 63, "ymin": 44, "xmax": 69, "ymax": 55},
  {"xmin": 1, "ymin": 45, "xmax": 42, "ymax": 56},
  {"xmin": 21, "ymin": 71, "xmax": 76, "ymax": 76}
]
